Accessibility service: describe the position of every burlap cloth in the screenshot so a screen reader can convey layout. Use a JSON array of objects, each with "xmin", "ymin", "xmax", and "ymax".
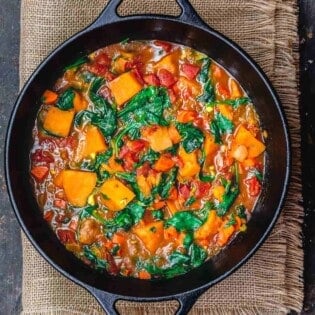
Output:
[{"xmin": 20, "ymin": 0, "xmax": 303, "ymax": 314}]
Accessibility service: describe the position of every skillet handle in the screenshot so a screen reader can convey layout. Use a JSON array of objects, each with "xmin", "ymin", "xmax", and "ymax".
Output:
[
  {"xmin": 88, "ymin": 287, "xmax": 119, "ymax": 315},
  {"xmin": 90, "ymin": 0, "xmax": 208, "ymax": 29},
  {"xmin": 175, "ymin": 288, "xmax": 206, "ymax": 315}
]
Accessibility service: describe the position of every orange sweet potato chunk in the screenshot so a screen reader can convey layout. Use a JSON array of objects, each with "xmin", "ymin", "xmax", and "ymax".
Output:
[
  {"xmin": 133, "ymin": 221, "xmax": 164, "ymax": 254},
  {"xmin": 100, "ymin": 178, "xmax": 135, "ymax": 211},
  {"xmin": 178, "ymin": 146, "xmax": 200, "ymax": 178},
  {"xmin": 233, "ymin": 125, "xmax": 266, "ymax": 158},
  {"xmin": 62, "ymin": 170, "xmax": 97, "ymax": 207},
  {"xmin": 76, "ymin": 125, "xmax": 107, "ymax": 160},
  {"xmin": 108, "ymin": 71, "xmax": 142, "ymax": 106},
  {"xmin": 43, "ymin": 107, "xmax": 75, "ymax": 137}
]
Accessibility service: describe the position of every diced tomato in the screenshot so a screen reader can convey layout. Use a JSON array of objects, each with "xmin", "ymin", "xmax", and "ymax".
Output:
[
  {"xmin": 119, "ymin": 145, "xmax": 129, "ymax": 159},
  {"xmin": 94, "ymin": 53, "xmax": 111, "ymax": 66},
  {"xmin": 157, "ymin": 69, "xmax": 177, "ymax": 88},
  {"xmin": 245, "ymin": 176, "xmax": 262, "ymax": 197},
  {"xmin": 127, "ymin": 139, "xmax": 148, "ymax": 152},
  {"xmin": 88, "ymin": 63, "xmax": 109, "ymax": 76},
  {"xmin": 178, "ymin": 183, "xmax": 190, "ymax": 199},
  {"xmin": 31, "ymin": 165, "xmax": 49, "ymax": 182},
  {"xmin": 69, "ymin": 219, "xmax": 78, "ymax": 231},
  {"xmin": 181, "ymin": 63, "xmax": 200, "ymax": 80},
  {"xmin": 216, "ymin": 82, "xmax": 230, "ymax": 99},
  {"xmin": 132, "ymin": 68, "xmax": 144, "ymax": 85},
  {"xmin": 137, "ymin": 162, "xmax": 151, "ymax": 177},
  {"xmin": 31, "ymin": 149, "xmax": 54, "ymax": 164},
  {"xmin": 59, "ymin": 135, "xmax": 78, "ymax": 150},
  {"xmin": 57, "ymin": 228, "xmax": 76, "ymax": 244},
  {"xmin": 55, "ymin": 213, "xmax": 66, "ymax": 223},
  {"xmin": 194, "ymin": 181, "xmax": 211, "ymax": 198},
  {"xmin": 168, "ymin": 187, "xmax": 178, "ymax": 200},
  {"xmin": 44, "ymin": 210, "xmax": 54, "ymax": 223},
  {"xmin": 123, "ymin": 151, "xmax": 139, "ymax": 171},
  {"xmin": 143, "ymin": 73, "xmax": 160, "ymax": 86},
  {"xmin": 168, "ymin": 88, "xmax": 177, "ymax": 103},
  {"xmin": 54, "ymin": 199, "xmax": 67, "ymax": 210},
  {"xmin": 154, "ymin": 40, "xmax": 172, "ymax": 52}
]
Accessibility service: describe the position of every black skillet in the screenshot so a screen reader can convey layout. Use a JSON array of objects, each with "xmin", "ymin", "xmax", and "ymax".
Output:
[{"xmin": 5, "ymin": 0, "xmax": 290, "ymax": 314}]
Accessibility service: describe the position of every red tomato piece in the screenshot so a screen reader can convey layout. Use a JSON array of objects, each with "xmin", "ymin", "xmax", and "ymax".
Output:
[
  {"xmin": 168, "ymin": 187, "xmax": 178, "ymax": 200},
  {"xmin": 44, "ymin": 210, "xmax": 54, "ymax": 223},
  {"xmin": 31, "ymin": 165, "xmax": 49, "ymax": 182},
  {"xmin": 94, "ymin": 53, "xmax": 111, "ymax": 66},
  {"xmin": 132, "ymin": 68, "xmax": 144, "ymax": 85},
  {"xmin": 137, "ymin": 162, "xmax": 151, "ymax": 177},
  {"xmin": 123, "ymin": 151, "xmax": 139, "ymax": 171},
  {"xmin": 181, "ymin": 63, "xmax": 200, "ymax": 80},
  {"xmin": 143, "ymin": 73, "xmax": 160, "ymax": 86},
  {"xmin": 31, "ymin": 149, "xmax": 54, "ymax": 164},
  {"xmin": 178, "ymin": 183, "xmax": 190, "ymax": 199},
  {"xmin": 194, "ymin": 181, "xmax": 211, "ymax": 198},
  {"xmin": 168, "ymin": 88, "xmax": 177, "ymax": 103},
  {"xmin": 54, "ymin": 199, "xmax": 67, "ymax": 210},
  {"xmin": 216, "ymin": 82, "xmax": 230, "ymax": 99},
  {"xmin": 157, "ymin": 69, "xmax": 177, "ymax": 88},
  {"xmin": 245, "ymin": 177, "xmax": 262, "ymax": 197},
  {"xmin": 57, "ymin": 229, "xmax": 76, "ymax": 244},
  {"xmin": 127, "ymin": 139, "xmax": 148, "ymax": 152},
  {"xmin": 154, "ymin": 40, "xmax": 172, "ymax": 52}
]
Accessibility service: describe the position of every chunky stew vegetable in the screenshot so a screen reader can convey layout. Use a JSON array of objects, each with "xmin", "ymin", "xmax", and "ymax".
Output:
[{"xmin": 30, "ymin": 40, "xmax": 266, "ymax": 279}]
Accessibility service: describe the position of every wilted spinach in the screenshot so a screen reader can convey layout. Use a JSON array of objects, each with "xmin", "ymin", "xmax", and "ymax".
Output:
[
  {"xmin": 83, "ymin": 246, "xmax": 107, "ymax": 269},
  {"xmin": 176, "ymin": 123, "xmax": 204, "ymax": 153},
  {"xmin": 157, "ymin": 167, "xmax": 178, "ymax": 199},
  {"xmin": 210, "ymin": 112, "xmax": 234, "ymax": 144},
  {"xmin": 165, "ymin": 211, "xmax": 203, "ymax": 232},
  {"xmin": 64, "ymin": 56, "xmax": 89, "ymax": 71},
  {"xmin": 75, "ymin": 77, "xmax": 117, "ymax": 138},
  {"xmin": 216, "ymin": 166, "xmax": 239, "ymax": 216},
  {"xmin": 197, "ymin": 58, "xmax": 215, "ymax": 104},
  {"xmin": 206, "ymin": 97, "xmax": 251, "ymax": 109},
  {"xmin": 56, "ymin": 88, "xmax": 75, "ymax": 110}
]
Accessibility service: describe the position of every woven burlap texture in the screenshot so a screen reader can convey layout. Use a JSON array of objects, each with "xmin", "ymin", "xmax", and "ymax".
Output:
[{"xmin": 20, "ymin": 0, "xmax": 303, "ymax": 314}]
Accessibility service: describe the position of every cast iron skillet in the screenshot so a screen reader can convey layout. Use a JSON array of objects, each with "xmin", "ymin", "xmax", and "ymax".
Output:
[{"xmin": 5, "ymin": 0, "xmax": 290, "ymax": 314}]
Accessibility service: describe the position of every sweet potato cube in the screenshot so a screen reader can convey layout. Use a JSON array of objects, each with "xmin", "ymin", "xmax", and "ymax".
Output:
[
  {"xmin": 154, "ymin": 51, "xmax": 180, "ymax": 75},
  {"xmin": 100, "ymin": 178, "xmax": 135, "ymax": 211},
  {"xmin": 142, "ymin": 125, "xmax": 173, "ymax": 152},
  {"xmin": 133, "ymin": 221, "xmax": 164, "ymax": 254},
  {"xmin": 76, "ymin": 125, "xmax": 107, "ymax": 160},
  {"xmin": 178, "ymin": 146, "xmax": 200, "ymax": 178},
  {"xmin": 234, "ymin": 125, "xmax": 266, "ymax": 158},
  {"xmin": 194, "ymin": 210, "xmax": 222, "ymax": 240},
  {"xmin": 108, "ymin": 71, "xmax": 142, "ymax": 106},
  {"xmin": 73, "ymin": 91, "xmax": 88, "ymax": 112},
  {"xmin": 62, "ymin": 170, "xmax": 97, "ymax": 207},
  {"xmin": 43, "ymin": 107, "xmax": 75, "ymax": 137}
]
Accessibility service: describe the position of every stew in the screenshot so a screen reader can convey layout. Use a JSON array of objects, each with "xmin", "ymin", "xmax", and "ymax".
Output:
[{"xmin": 30, "ymin": 40, "xmax": 266, "ymax": 279}]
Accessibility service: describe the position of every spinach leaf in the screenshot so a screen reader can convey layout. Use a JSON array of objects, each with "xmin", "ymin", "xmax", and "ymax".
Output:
[
  {"xmin": 75, "ymin": 77, "xmax": 117, "ymax": 139},
  {"xmin": 81, "ymin": 149, "xmax": 113, "ymax": 183},
  {"xmin": 176, "ymin": 123, "xmax": 204, "ymax": 153},
  {"xmin": 184, "ymin": 196, "xmax": 196, "ymax": 207},
  {"xmin": 152, "ymin": 210, "xmax": 164, "ymax": 220},
  {"xmin": 210, "ymin": 112, "xmax": 234, "ymax": 144},
  {"xmin": 197, "ymin": 201, "xmax": 214, "ymax": 221},
  {"xmin": 225, "ymin": 213, "xmax": 236, "ymax": 227},
  {"xmin": 83, "ymin": 246, "xmax": 107, "ymax": 269},
  {"xmin": 144, "ymin": 242, "xmax": 206, "ymax": 279},
  {"xmin": 118, "ymin": 86, "xmax": 171, "ymax": 138},
  {"xmin": 236, "ymin": 204, "xmax": 246, "ymax": 219},
  {"xmin": 189, "ymin": 243, "xmax": 207, "ymax": 268},
  {"xmin": 216, "ymin": 167, "xmax": 239, "ymax": 216},
  {"xmin": 56, "ymin": 88, "xmax": 75, "ymax": 110},
  {"xmin": 197, "ymin": 58, "xmax": 215, "ymax": 104},
  {"xmin": 183, "ymin": 233, "xmax": 193, "ymax": 249},
  {"xmin": 157, "ymin": 167, "xmax": 178, "ymax": 199},
  {"xmin": 206, "ymin": 97, "xmax": 251, "ymax": 109},
  {"xmin": 138, "ymin": 148, "xmax": 160, "ymax": 165},
  {"xmin": 249, "ymin": 168, "xmax": 263, "ymax": 182},
  {"xmin": 64, "ymin": 56, "xmax": 89, "ymax": 71},
  {"xmin": 165, "ymin": 211, "xmax": 203, "ymax": 232}
]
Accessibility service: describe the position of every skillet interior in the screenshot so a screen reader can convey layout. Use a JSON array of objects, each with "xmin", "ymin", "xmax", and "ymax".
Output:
[{"xmin": 6, "ymin": 18, "xmax": 289, "ymax": 299}]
